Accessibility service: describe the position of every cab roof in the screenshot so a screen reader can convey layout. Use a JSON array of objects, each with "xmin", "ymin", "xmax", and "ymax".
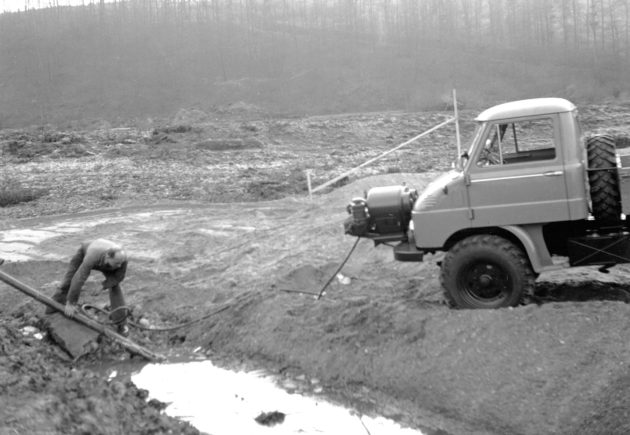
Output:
[{"xmin": 475, "ymin": 98, "xmax": 576, "ymax": 122}]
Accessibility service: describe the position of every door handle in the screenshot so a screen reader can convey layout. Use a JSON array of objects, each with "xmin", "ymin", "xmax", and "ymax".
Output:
[{"xmin": 543, "ymin": 171, "xmax": 563, "ymax": 177}]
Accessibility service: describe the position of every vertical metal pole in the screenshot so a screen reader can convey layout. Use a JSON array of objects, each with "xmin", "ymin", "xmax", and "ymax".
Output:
[
  {"xmin": 306, "ymin": 170, "xmax": 313, "ymax": 201},
  {"xmin": 453, "ymin": 88, "xmax": 462, "ymax": 163}
]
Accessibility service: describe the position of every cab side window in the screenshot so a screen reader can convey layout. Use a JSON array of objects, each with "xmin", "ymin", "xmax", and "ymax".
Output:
[{"xmin": 476, "ymin": 118, "xmax": 556, "ymax": 167}]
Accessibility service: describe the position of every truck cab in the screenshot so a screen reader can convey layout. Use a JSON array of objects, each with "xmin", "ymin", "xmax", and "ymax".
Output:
[{"xmin": 413, "ymin": 98, "xmax": 588, "ymax": 252}]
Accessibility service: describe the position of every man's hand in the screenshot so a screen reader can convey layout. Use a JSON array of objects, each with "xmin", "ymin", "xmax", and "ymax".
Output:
[
  {"xmin": 101, "ymin": 278, "xmax": 117, "ymax": 289},
  {"xmin": 64, "ymin": 303, "xmax": 77, "ymax": 318}
]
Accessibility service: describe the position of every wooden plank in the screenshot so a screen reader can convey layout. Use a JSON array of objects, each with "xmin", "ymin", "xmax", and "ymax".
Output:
[{"xmin": 44, "ymin": 313, "xmax": 100, "ymax": 360}]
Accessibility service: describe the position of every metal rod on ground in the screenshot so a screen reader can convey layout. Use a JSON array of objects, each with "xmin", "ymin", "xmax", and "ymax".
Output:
[{"xmin": 0, "ymin": 268, "xmax": 164, "ymax": 362}]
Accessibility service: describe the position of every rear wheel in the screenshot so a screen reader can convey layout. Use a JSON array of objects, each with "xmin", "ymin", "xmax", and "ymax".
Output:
[
  {"xmin": 587, "ymin": 134, "xmax": 621, "ymax": 223},
  {"xmin": 440, "ymin": 235, "xmax": 535, "ymax": 309}
]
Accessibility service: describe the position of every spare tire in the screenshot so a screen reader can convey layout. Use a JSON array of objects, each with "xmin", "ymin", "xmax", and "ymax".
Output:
[{"xmin": 587, "ymin": 134, "xmax": 621, "ymax": 223}]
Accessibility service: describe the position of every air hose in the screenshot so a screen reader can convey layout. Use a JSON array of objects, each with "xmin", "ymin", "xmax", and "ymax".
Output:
[
  {"xmin": 80, "ymin": 297, "xmax": 239, "ymax": 332},
  {"xmin": 316, "ymin": 237, "xmax": 361, "ymax": 299}
]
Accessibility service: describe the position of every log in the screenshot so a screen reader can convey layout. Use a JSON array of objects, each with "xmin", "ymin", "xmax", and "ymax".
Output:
[{"xmin": 0, "ymin": 268, "xmax": 164, "ymax": 362}]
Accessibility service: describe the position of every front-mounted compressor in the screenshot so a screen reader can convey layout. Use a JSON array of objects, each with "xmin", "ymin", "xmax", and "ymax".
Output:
[{"xmin": 344, "ymin": 185, "xmax": 418, "ymax": 243}]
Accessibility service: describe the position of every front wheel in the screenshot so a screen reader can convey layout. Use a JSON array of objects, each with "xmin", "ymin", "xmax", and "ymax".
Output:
[{"xmin": 440, "ymin": 235, "xmax": 536, "ymax": 309}]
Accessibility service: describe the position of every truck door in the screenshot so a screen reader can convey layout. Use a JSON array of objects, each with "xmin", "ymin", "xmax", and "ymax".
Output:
[{"xmin": 466, "ymin": 115, "xmax": 570, "ymax": 226}]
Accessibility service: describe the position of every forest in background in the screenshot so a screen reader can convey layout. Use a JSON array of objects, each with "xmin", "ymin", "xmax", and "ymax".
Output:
[{"xmin": 1, "ymin": 0, "xmax": 629, "ymax": 128}]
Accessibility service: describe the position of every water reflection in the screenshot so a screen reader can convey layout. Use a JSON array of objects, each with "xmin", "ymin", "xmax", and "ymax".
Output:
[{"xmin": 132, "ymin": 360, "xmax": 424, "ymax": 435}]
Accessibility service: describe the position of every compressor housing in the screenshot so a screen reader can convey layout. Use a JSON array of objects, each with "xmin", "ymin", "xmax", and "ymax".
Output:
[{"xmin": 345, "ymin": 185, "xmax": 418, "ymax": 243}]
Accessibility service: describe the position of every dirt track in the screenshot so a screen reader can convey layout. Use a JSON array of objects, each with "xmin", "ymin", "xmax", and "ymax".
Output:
[{"xmin": 3, "ymin": 106, "xmax": 630, "ymax": 434}]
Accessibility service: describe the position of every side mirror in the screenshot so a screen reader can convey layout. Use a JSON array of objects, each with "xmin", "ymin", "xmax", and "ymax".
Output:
[{"xmin": 454, "ymin": 151, "xmax": 469, "ymax": 170}]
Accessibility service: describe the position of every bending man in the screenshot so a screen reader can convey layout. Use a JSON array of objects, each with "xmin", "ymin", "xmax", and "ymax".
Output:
[{"xmin": 48, "ymin": 239, "xmax": 129, "ymax": 336}]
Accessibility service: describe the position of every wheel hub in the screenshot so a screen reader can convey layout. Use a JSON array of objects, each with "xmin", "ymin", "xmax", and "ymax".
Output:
[
  {"xmin": 478, "ymin": 274, "xmax": 493, "ymax": 287},
  {"xmin": 461, "ymin": 262, "xmax": 509, "ymax": 302}
]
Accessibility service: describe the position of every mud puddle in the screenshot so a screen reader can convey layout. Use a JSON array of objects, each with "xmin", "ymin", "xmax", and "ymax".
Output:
[{"xmin": 130, "ymin": 359, "xmax": 425, "ymax": 435}]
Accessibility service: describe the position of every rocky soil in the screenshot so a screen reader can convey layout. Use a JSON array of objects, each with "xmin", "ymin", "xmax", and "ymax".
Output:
[{"xmin": 2, "ymin": 103, "xmax": 630, "ymax": 435}]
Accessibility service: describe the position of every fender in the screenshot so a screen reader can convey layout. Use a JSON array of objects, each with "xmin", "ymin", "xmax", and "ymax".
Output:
[{"xmin": 501, "ymin": 224, "xmax": 565, "ymax": 273}]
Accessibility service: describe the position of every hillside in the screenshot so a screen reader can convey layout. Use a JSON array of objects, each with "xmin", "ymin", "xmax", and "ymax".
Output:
[{"xmin": 1, "ymin": 1, "xmax": 630, "ymax": 128}]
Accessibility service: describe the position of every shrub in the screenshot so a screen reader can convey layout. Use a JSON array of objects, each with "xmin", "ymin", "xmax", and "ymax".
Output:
[{"xmin": 0, "ymin": 177, "xmax": 47, "ymax": 207}]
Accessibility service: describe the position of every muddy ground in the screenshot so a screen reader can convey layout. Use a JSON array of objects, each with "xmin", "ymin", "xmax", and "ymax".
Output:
[{"xmin": 2, "ymin": 104, "xmax": 630, "ymax": 434}]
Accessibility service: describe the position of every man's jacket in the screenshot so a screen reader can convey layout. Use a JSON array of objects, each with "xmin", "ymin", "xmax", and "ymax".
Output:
[{"xmin": 61, "ymin": 239, "xmax": 127, "ymax": 304}]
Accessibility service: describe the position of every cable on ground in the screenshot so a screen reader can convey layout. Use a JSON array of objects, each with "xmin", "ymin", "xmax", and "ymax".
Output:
[{"xmin": 80, "ymin": 295, "xmax": 244, "ymax": 332}]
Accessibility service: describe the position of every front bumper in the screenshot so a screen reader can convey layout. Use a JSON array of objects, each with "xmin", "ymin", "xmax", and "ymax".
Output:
[{"xmin": 393, "ymin": 241, "xmax": 424, "ymax": 262}]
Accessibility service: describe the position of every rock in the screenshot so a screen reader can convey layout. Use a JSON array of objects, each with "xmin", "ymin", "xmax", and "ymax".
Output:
[
  {"xmin": 337, "ymin": 273, "xmax": 351, "ymax": 285},
  {"xmin": 255, "ymin": 411, "xmax": 285, "ymax": 426},
  {"xmin": 138, "ymin": 318, "xmax": 150, "ymax": 328},
  {"xmin": 282, "ymin": 380, "xmax": 297, "ymax": 392},
  {"xmin": 20, "ymin": 326, "xmax": 39, "ymax": 336}
]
